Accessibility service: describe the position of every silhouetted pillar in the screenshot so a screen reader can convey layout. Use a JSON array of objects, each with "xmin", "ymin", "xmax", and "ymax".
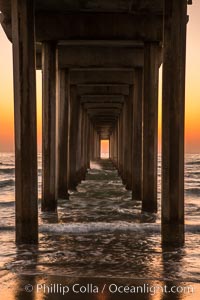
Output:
[
  {"xmin": 142, "ymin": 42, "xmax": 159, "ymax": 213},
  {"xmin": 110, "ymin": 129, "xmax": 115, "ymax": 162},
  {"xmin": 132, "ymin": 68, "xmax": 143, "ymax": 200},
  {"xmin": 115, "ymin": 126, "xmax": 118, "ymax": 166},
  {"xmin": 75, "ymin": 100, "xmax": 83, "ymax": 182},
  {"xmin": 81, "ymin": 109, "xmax": 86, "ymax": 171},
  {"xmin": 117, "ymin": 118, "xmax": 120, "ymax": 170},
  {"xmin": 12, "ymin": 0, "xmax": 38, "ymax": 243},
  {"xmin": 162, "ymin": 0, "xmax": 187, "ymax": 245},
  {"xmin": 57, "ymin": 69, "xmax": 69, "ymax": 199},
  {"xmin": 122, "ymin": 100, "xmax": 127, "ymax": 182},
  {"xmin": 86, "ymin": 115, "xmax": 90, "ymax": 168},
  {"xmin": 82, "ymin": 109, "xmax": 87, "ymax": 171},
  {"xmin": 119, "ymin": 114, "xmax": 123, "ymax": 174},
  {"xmin": 112, "ymin": 132, "xmax": 115, "ymax": 161},
  {"xmin": 97, "ymin": 134, "xmax": 100, "ymax": 158},
  {"xmin": 42, "ymin": 42, "xmax": 57, "ymax": 211},
  {"xmin": 93, "ymin": 130, "xmax": 97, "ymax": 159},
  {"xmin": 118, "ymin": 116, "xmax": 121, "ymax": 171},
  {"xmin": 112, "ymin": 130, "xmax": 115, "ymax": 163},
  {"xmin": 90, "ymin": 124, "xmax": 95, "ymax": 161},
  {"xmin": 109, "ymin": 134, "xmax": 112, "ymax": 159},
  {"xmin": 126, "ymin": 88, "xmax": 133, "ymax": 190},
  {"xmin": 79, "ymin": 105, "xmax": 86, "ymax": 180},
  {"xmin": 68, "ymin": 85, "xmax": 79, "ymax": 189},
  {"xmin": 95, "ymin": 131, "xmax": 98, "ymax": 159}
]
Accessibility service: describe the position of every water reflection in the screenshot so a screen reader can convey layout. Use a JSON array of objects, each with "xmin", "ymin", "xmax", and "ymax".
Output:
[{"xmin": 162, "ymin": 243, "xmax": 185, "ymax": 281}]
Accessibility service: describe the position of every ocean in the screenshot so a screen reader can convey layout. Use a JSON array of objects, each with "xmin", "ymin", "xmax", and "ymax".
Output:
[{"xmin": 0, "ymin": 152, "xmax": 199, "ymax": 282}]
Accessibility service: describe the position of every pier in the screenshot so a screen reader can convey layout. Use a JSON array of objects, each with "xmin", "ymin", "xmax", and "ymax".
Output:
[{"xmin": 0, "ymin": 0, "xmax": 191, "ymax": 245}]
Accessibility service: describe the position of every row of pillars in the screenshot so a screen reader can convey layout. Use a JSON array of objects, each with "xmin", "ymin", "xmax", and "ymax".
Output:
[
  {"xmin": 109, "ymin": 44, "xmax": 159, "ymax": 213},
  {"xmin": 44, "ymin": 67, "xmax": 102, "ymax": 204},
  {"xmin": 11, "ymin": 0, "xmax": 187, "ymax": 245}
]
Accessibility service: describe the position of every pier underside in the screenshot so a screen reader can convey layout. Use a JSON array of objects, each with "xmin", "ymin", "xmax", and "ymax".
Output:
[{"xmin": 0, "ymin": 0, "xmax": 191, "ymax": 245}]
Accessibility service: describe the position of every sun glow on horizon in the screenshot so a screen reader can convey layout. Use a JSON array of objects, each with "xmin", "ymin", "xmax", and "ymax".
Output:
[{"xmin": 101, "ymin": 140, "xmax": 110, "ymax": 158}]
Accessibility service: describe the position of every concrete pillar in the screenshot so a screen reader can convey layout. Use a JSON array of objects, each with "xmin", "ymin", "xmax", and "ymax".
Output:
[
  {"xmin": 132, "ymin": 68, "xmax": 143, "ymax": 200},
  {"xmin": 142, "ymin": 42, "xmax": 159, "ymax": 213},
  {"xmin": 57, "ymin": 69, "xmax": 69, "ymax": 199},
  {"xmin": 86, "ymin": 115, "xmax": 90, "ymax": 168},
  {"xmin": 162, "ymin": 0, "xmax": 187, "ymax": 245},
  {"xmin": 80, "ymin": 105, "xmax": 86, "ymax": 180},
  {"xmin": 111, "ymin": 131, "xmax": 115, "ymax": 162},
  {"xmin": 117, "ymin": 118, "xmax": 120, "ymax": 170},
  {"xmin": 109, "ymin": 135, "xmax": 111, "ymax": 159},
  {"xmin": 95, "ymin": 132, "xmax": 98, "ymax": 159},
  {"xmin": 114, "ymin": 126, "xmax": 118, "ymax": 166},
  {"xmin": 112, "ymin": 132, "xmax": 115, "ymax": 160},
  {"xmin": 42, "ymin": 42, "xmax": 57, "ymax": 211},
  {"xmin": 76, "ymin": 99, "xmax": 83, "ymax": 182},
  {"xmin": 122, "ymin": 101, "xmax": 126, "ymax": 181},
  {"xmin": 92, "ymin": 125, "xmax": 95, "ymax": 160},
  {"xmin": 68, "ymin": 85, "xmax": 79, "ymax": 189},
  {"xmin": 126, "ymin": 89, "xmax": 133, "ymax": 190},
  {"xmin": 111, "ymin": 132, "xmax": 114, "ymax": 161},
  {"xmin": 90, "ymin": 123, "xmax": 95, "ymax": 161},
  {"xmin": 110, "ymin": 134, "xmax": 113, "ymax": 160},
  {"xmin": 117, "ymin": 119, "xmax": 120, "ymax": 168},
  {"xmin": 93, "ymin": 130, "xmax": 97, "ymax": 159},
  {"xmin": 81, "ymin": 109, "xmax": 86, "ymax": 172},
  {"xmin": 97, "ymin": 134, "xmax": 100, "ymax": 158},
  {"xmin": 122, "ymin": 99, "xmax": 128, "ymax": 184},
  {"xmin": 12, "ymin": 0, "xmax": 38, "ymax": 243},
  {"xmin": 83, "ymin": 110, "xmax": 88, "ymax": 172},
  {"xmin": 119, "ymin": 114, "xmax": 123, "ymax": 174}
]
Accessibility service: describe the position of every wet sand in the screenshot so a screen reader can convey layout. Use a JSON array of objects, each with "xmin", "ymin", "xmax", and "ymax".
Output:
[{"xmin": 0, "ymin": 273, "xmax": 199, "ymax": 300}]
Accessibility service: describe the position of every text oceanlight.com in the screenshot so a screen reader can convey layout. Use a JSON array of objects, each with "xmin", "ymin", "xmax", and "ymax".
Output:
[{"xmin": 24, "ymin": 283, "xmax": 195, "ymax": 296}]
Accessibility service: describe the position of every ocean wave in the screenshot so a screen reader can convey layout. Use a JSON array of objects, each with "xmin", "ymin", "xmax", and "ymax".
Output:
[
  {"xmin": 0, "ymin": 168, "xmax": 15, "ymax": 175},
  {"xmin": 40, "ymin": 222, "xmax": 200, "ymax": 235},
  {"xmin": 0, "ymin": 223, "xmax": 199, "ymax": 234},
  {"xmin": 0, "ymin": 162, "xmax": 15, "ymax": 166},
  {"xmin": 185, "ymin": 171, "xmax": 200, "ymax": 176},
  {"xmin": 186, "ymin": 160, "xmax": 200, "ymax": 165},
  {"xmin": 0, "ymin": 201, "xmax": 15, "ymax": 207},
  {"xmin": 0, "ymin": 225, "xmax": 15, "ymax": 231},
  {"xmin": 185, "ymin": 188, "xmax": 200, "ymax": 196},
  {"xmin": 0, "ymin": 179, "xmax": 15, "ymax": 188},
  {"xmin": 40, "ymin": 222, "xmax": 161, "ymax": 234}
]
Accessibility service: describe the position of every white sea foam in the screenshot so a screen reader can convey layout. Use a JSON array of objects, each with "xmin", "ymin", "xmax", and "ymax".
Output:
[
  {"xmin": 39, "ymin": 222, "xmax": 161, "ymax": 234},
  {"xmin": 36, "ymin": 222, "xmax": 200, "ymax": 234}
]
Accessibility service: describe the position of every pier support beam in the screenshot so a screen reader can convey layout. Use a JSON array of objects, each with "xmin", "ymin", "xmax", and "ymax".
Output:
[
  {"xmin": 162, "ymin": 0, "xmax": 187, "ymax": 245},
  {"xmin": 124, "ymin": 93, "xmax": 133, "ymax": 190},
  {"xmin": 76, "ymin": 104, "xmax": 84, "ymax": 182},
  {"xmin": 119, "ymin": 114, "xmax": 123, "ymax": 175},
  {"xmin": 12, "ymin": 0, "xmax": 38, "ymax": 243},
  {"xmin": 122, "ymin": 97, "xmax": 127, "ymax": 183},
  {"xmin": 82, "ymin": 109, "xmax": 88, "ymax": 174},
  {"xmin": 42, "ymin": 42, "xmax": 57, "ymax": 211},
  {"xmin": 57, "ymin": 69, "xmax": 69, "ymax": 199},
  {"xmin": 132, "ymin": 68, "xmax": 143, "ymax": 200},
  {"xmin": 68, "ymin": 85, "xmax": 79, "ymax": 189},
  {"xmin": 142, "ymin": 43, "xmax": 159, "ymax": 212}
]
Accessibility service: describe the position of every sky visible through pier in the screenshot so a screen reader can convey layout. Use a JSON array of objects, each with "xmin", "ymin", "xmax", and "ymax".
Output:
[{"xmin": 0, "ymin": 1, "xmax": 200, "ymax": 153}]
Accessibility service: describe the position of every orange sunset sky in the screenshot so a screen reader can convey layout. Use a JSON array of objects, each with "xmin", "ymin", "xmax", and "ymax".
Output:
[{"xmin": 0, "ymin": 2, "xmax": 200, "ymax": 154}]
